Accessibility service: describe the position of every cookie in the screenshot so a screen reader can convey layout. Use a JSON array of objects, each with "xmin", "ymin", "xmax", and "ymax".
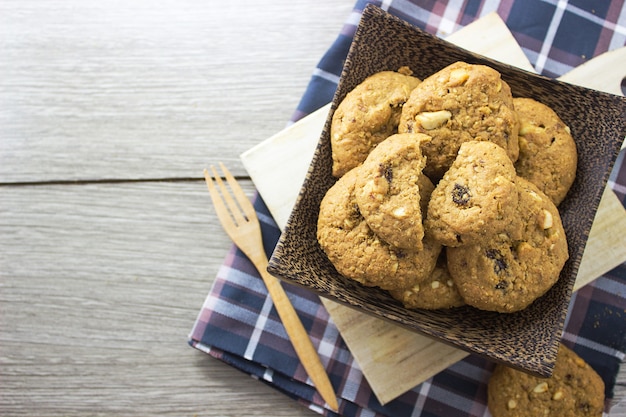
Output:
[
  {"xmin": 330, "ymin": 67, "xmax": 422, "ymax": 178},
  {"xmin": 317, "ymin": 166, "xmax": 441, "ymax": 291},
  {"xmin": 488, "ymin": 344, "xmax": 605, "ymax": 417},
  {"xmin": 513, "ymin": 97, "xmax": 578, "ymax": 206},
  {"xmin": 446, "ymin": 177, "xmax": 568, "ymax": 313},
  {"xmin": 355, "ymin": 133, "xmax": 431, "ymax": 250},
  {"xmin": 399, "ymin": 61, "xmax": 519, "ymax": 180},
  {"xmin": 425, "ymin": 140, "xmax": 519, "ymax": 247},
  {"xmin": 389, "ymin": 249, "xmax": 465, "ymax": 310}
]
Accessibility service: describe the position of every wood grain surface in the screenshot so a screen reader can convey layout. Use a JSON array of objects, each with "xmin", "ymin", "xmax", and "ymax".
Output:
[{"xmin": 0, "ymin": 1, "xmax": 623, "ymax": 416}]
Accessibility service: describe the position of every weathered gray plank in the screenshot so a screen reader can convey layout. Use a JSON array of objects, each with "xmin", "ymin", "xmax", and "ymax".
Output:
[
  {"xmin": 0, "ymin": 0, "xmax": 352, "ymax": 182},
  {"xmin": 0, "ymin": 180, "xmax": 318, "ymax": 416}
]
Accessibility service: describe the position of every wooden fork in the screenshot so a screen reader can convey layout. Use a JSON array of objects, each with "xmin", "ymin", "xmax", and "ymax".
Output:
[{"xmin": 204, "ymin": 163, "xmax": 338, "ymax": 412}]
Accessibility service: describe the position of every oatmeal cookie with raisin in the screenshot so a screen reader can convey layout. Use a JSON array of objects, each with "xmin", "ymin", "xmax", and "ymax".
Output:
[
  {"xmin": 513, "ymin": 97, "xmax": 577, "ymax": 206},
  {"xmin": 330, "ymin": 67, "xmax": 421, "ymax": 178},
  {"xmin": 446, "ymin": 177, "xmax": 568, "ymax": 313},
  {"xmin": 317, "ymin": 166, "xmax": 440, "ymax": 291},
  {"xmin": 399, "ymin": 61, "xmax": 519, "ymax": 180},
  {"xmin": 488, "ymin": 344, "xmax": 604, "ymax": 417},
  {"xmin": 425, "ymin": 140, "xmax": 519, "ymax": 247},
  {"xmin": 354, "ymin": 133, "xmax": 431, "ymax": 250},
  {"xmin": 389, "ymin": 249, "xmax": 465, "ymax": 310}
]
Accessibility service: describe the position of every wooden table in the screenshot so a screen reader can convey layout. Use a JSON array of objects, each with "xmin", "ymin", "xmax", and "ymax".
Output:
[{"xmin": 1, "ymin": 1, "xmax": 623, "ymax": 415}]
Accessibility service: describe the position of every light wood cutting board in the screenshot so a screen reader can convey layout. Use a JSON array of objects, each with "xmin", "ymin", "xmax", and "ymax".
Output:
[{"xmin": 241, "ymin": 13, "xmax": 626, "ymax": 405}]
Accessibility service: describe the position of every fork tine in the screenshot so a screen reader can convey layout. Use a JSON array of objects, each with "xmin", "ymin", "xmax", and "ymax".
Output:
[
  {"xmin": 203, "ymin": 168, "xmax": 235, "ymax": 229},
  {"xmin": 219, "ymin": 162, "xmax": 258, "ymax": 224},
  {"xmin": 210, "ymin": 165, "xmax": 248, "ymax": 227}
]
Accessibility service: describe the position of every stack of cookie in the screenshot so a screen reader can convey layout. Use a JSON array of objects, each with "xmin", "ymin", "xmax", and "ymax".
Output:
[{"xmin": 317, "ymin": 61, "xmax": 578, "ymax": 313}]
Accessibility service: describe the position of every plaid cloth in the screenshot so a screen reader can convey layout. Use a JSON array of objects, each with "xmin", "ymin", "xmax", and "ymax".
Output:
[{"xmin": 190, "ymin": 1, "xmax": 626, "ymax": 416}]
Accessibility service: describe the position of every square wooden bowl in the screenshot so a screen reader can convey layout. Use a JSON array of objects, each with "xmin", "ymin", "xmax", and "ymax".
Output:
[{"xmin": 268, "ymin": 5, "xmax": 625, "ymax": 376}]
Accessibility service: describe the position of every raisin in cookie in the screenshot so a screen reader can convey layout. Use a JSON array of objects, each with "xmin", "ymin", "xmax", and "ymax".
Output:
[
  {"xmin": 513, "ymin": 97, "xmax": 578, "ymax": 206},
  {"xmin": 317, "ymin": 166, "xmax": 441, "ymax": 291},
  {"xmin": 425, "ymin": 140, "xmax": 519, "ymax": 247},
  {"xmin": 447, "ymin": 177, "xmax": 568, "ymax": 313},
  {"xmin": 389, "ymin": 249, "xmax": 465, "ymax": 310},
  {"xmin": 399, "ymin": 61, "xmax": 519, "ymax": 180},
  {"xmin": 330, "ymin": 67, "xmax": 422, "ymax": 178},
  {"xmin": 355, "ymin": 133, "xmax": 431, "ymax": 250},
  {"xmin": 488, "ymin": 344, "xmax": 604, "ymax": 417}
]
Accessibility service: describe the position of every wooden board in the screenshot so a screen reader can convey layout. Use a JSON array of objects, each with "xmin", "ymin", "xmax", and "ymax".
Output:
[{"xmin": 241, "ymin": 13, "xmax": 626, "ymax": 404}]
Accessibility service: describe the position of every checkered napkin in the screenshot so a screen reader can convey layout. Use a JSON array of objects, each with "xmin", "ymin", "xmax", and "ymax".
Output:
[{"xmin": 190, "ymin": 1, "xmax": 626, "ymax": 415}]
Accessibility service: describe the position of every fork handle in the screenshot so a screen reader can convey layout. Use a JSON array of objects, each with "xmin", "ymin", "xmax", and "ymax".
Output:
[{"xmin": 249, "ymin": 253, "xmax": 339, "ymax": 412}]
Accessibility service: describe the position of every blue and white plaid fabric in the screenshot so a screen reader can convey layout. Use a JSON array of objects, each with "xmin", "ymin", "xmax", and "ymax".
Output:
[{"xmin": 191, "ymin": 1, "xmax": 626, "ymax": 415}]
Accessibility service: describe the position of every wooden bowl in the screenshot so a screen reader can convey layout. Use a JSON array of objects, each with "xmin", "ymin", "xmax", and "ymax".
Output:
[{"xmin": 267, "ymin": 4, "xmax": 626, "ymax": 377}]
